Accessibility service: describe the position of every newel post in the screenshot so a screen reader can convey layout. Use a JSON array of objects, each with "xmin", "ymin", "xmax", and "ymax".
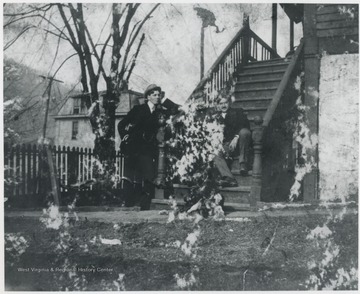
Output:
[
  {"xmin": 242, "ymin": 13, "xmax": 250, "ymax": 64},
  {"xmin": 250, "ymin": 116, "xmax": 264, "ymax": 210},
  {"xmin": 154, "ymin": 112, "xmax": 166, "ymax": 199}
]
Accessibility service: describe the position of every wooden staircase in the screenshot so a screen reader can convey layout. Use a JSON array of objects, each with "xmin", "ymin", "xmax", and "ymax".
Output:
[
  {"xmin": 151, "ymin": 18, "xmax": 304, "ymax": 212},
  {"xmin": 233, "ymin": 58, "xmax": 291, "ymax": 128}
]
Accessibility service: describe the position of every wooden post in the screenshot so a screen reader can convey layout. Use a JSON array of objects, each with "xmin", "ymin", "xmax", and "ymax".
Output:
[
  {"xmin": 200, "ymin": 26, "xmax": 205, "ymax": 80},
  {"xmin": 302, "ymin": 4, "xmax": 320, "ymax": 202},
  {"xmin": 154, "ymin": 112, "xmax": 166, "ymax": 199},
  {"xmin": 42, "ymin": 82, "xmax": 52, "ymax": 140},
  {"xmin": 242, "ymin": 13, "xmax": 250, "ymax": 64},
  {"xmin": 46, "ymin": 146, "xmax": 61, "ymax": 206},
  {"xmin": 249, "ymin": 116, "xmax": 264, "ymax": 210},
  {"xmin": 39, "ymin": 75, "xmax": 63, "ymax": 141},
  {"xmin": 272, "ymin": 3, "xmax": 278, "ymax": 56},
  {"xmin": 290, "ymin": 19, "xmax": 294, "ymax": 51}
]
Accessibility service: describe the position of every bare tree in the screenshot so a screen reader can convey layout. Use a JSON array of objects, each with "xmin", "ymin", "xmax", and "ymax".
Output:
[{"xmin": 4, "ymin": 3, "xmax": 160, "ymax": 167}]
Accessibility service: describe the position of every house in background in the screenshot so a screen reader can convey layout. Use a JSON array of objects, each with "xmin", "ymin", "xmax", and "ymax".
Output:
[{"xmin": 53, "ymin": 89, "xmax": 143, "ymax": 149}]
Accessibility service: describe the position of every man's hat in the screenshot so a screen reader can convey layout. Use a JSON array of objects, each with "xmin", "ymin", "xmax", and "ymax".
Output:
[{"xmin": 144, "ymin": 84, "xmax": 161, "ymax": 98}]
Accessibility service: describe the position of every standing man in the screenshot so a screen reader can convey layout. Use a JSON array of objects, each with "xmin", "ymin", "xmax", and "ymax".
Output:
[
  {"xmin": 213, "ymin": 95, "xmax": 251, "ymax": 186},
  {"xmin": 118, "ymin": 84, "xmax": 178, "ymax": 209}
]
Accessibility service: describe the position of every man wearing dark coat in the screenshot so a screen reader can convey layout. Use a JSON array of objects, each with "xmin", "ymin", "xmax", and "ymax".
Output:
[
  {"xmin": 213, "ymin": 95, "xmax": 251, "ymax": 186},
  {"xmin": 117, "ymin": 84, "xmax": 178, "ymax": 208}
]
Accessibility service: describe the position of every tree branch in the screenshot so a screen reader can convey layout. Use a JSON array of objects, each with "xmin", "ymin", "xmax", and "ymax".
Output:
[
  {"xmin": 56, "ymin": 4, "xmax": 79, "ymax": 48},
  {"xmin": 3, "ymin": 4, "xmax": 52, "ymax": 17},
  {"xmin": 69, "ymin": 3, "xmax": 98, "ymax": 100},
  {"xmin": 4, "ymin": 14, "xmax": 42, "ymax": 28},
  {"xmin": 111, "ymin": 4, "xmax": 138, "ymax": 89},
  {"xmin": 128, "ymin": 4, "xmax": 160, "ymax": 52},
  {"xmin": 83, "ymin": 23, "xmax": 108, "ymax": 80},
  {"xmin": 4, "ymin": 25, "xmax": 35, "ymax": 51},
  {"xmin": 51, "ymin": 53, "xmax": 78, "ymax": 82},
  {"xmin": 119, "ymin": 4, "xmax": 159, "ymax": 79},
  {"xmin": 98, "ymin": 34, "xmax": 112, "ymax": 77},
  {"xmin": 43, "ymin": 29, "xmax": 69, "ymax": 41},
  {"xmin": 125, "ymin": 33, "xmax": 145, "ymax": 82}
]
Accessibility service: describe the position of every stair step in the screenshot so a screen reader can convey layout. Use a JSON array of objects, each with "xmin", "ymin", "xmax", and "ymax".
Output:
[
  {"xmin": 245, "ymin": 58, "xmax": 289, "ymax": 66},
  {"xmin": 234, "ymin": 96, "xmax": 273, "ymax": 102},
  {"xmin": 242, "ymin": 63, "xmax": 289, "ymax": 74},
  {"xmin": 234, "ymin": 99, "xmax": 272, "ymax": 109},
  {"xmin": 235, "ymin": 86, "xmax": 278, "ymax": 92},
  {"xmin": 237, "ymin": 70, "xmax": 285, "ymax": 82},
  {"xmin": 171, "ymin": 184, "xmax": 251, "ymax": 207},
  {"xmin": 236, "ymin": 80, "xmax": 281, "ymax": 91},
  {"xmin": 243, "ymin": 106, "xmax": 268, "ymax": 112},
  {"xmin": 244, "ymin": 109, "xmax": 267, "ymax": 119},
  {"xmin": 234, "ymin": 95, "xmax": 273, "ymax": 110},
  {"xmin": 224, "ymin": 202, "xmax": 251, "ymax": 211},
  {"xmin": 238, "ymin": 69, "xmax": 286, "ymax": 77},
  {"xmin": 237, "ymin": 78, "xmax": 282, "ymax": 84},
  {"xmin": 247, "ymin": 57, "xmax": 286, "ymax": 64},
  {"xmin": 150, "ymin": 199, "xmax": 251, "ymax": 212}
]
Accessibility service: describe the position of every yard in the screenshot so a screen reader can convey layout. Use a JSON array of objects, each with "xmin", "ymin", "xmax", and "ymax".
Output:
[{"xmin": 4, "ymin": 205, "xmax": 358, "ymax": 291}]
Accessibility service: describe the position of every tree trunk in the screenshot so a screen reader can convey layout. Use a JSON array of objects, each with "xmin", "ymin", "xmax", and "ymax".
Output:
[{"xmin": 93, "ymin": 106, "xmax": 116, "ymax": 163}]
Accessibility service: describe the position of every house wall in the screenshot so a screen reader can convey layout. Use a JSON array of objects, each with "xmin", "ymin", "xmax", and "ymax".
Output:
[
  {"xmin": 302, "ymin": 3, "xmax": 358, "ymax": 201},
  {"xmin": 318, "ymin": 54, "xmax": 359, "ymax": 201},
  {"xmin": 54, "ymin": 117, "xmax": 125, "ymax": 150},
  {"xmin": 55, "ymin": 118, "xmax": 95, "ymax": 148},
  {"xmin": 54, "ymin": 90, "xmax": 143, "ymax": 150}
]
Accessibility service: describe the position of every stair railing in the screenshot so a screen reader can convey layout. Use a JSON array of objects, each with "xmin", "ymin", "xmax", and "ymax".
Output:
[
  {"xmin": 190, "ymin": 17, "xmax": 280, "ymax": 106},
  {"xmin": 262, "ymin": 39, "xmax": 304, "ymax": 127},
  {"xmin": 249, "ymin": 38, "xmax": 305, "ymax": 209}
]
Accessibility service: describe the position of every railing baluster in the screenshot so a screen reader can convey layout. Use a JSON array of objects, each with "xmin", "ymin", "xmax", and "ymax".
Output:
[
  {"xmin": 219, "ymin": 64, "xmax": 222, "ymax": 89},
  {"xmin": 4, "ymin": 143, "xmax": 10, "ymax": 198},
  {"xmin": 32, "ymin": 145, "xmax": 36, "ymax": 196},
  {"xmin": 225, "ymin": 56, "xmax": 228, "ymax": 82},
  {"xmin": 21, "ymin": 144, "xmax": 26, "ymax": 196},
  {"xmin": 15, "ymin": 145, "xmax": 20, "ymax": 197},
  {"xmin": 10, "ymin": 144, "xmax": 15, "ymax": 197},
  {"xmin": 58, "ymin": 146, "xmax": 62, "ymax": 192},
  {"xmin": 54, "ymin": 145, "xmax": 59, "ymax": 189},
  {"xmin": 84, "ymin": 148, "xmax": 88, "ymax": 184},
  {"xmin": 256, "ymin": 40, "xmax": 258, "ymax": 60},
  {"xmin": 89, "ymin": 149, "xmax": 94, "ymax": 190},
  {"xmin": 80, "ymin": 147, "xmax": 84, "ymax": 188},
  {"xmin": 120, "ymin": 152, "xmax": 124, "ymax": 189},
  {"xmin": 26, "ymin": 144, "xmax": 31, "ymax": 196}
]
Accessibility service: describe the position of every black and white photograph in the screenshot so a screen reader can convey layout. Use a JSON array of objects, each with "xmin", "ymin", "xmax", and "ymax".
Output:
[{"xmin": 3, "ymin": 1, "xmax": 359, "ymax": 291}]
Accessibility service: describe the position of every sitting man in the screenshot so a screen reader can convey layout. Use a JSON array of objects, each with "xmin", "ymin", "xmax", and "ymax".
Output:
[{"xmin": 213, "ymin": 94, "xmax": 251, "ymax": 187}]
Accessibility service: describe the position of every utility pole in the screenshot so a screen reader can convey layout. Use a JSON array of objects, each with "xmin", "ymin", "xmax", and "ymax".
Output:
[
  {"xmin": 39, "ymin": 75, "xmax": 63, "ymax": 141},
  {"xmin": 38, "ymin": 75, "xmax": 64, "ymax": 206}
]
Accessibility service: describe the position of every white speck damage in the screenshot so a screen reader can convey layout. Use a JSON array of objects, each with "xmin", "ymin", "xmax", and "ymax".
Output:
[
  {"xmin": 181, "ymin": 228, "xmax": 200, "ymax": 257},
  {"xmin": 318, "ymin": 54, "xmax": 359, "ymax": 201},
  {"xmin": 174, "ymin": 272, "xmax": 197, "ymax": 289},
  {"xmin": 306, "ymin": 225, "xmax": 332, "ymax": 240},
  {"xmin": 99, "ymin": 236, "xmax": 122, "ymax": 245}
]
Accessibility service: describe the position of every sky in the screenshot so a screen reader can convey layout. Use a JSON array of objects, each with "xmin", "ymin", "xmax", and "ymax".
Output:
[{"xmin": 3, "ymin": 3, "xmax": 303, "ymax": 104}]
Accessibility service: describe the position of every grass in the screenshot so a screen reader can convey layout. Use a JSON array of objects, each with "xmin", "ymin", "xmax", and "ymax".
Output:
[{"xmin": 4, "ymin": 211, "xmax": 358, "ymax": 291}]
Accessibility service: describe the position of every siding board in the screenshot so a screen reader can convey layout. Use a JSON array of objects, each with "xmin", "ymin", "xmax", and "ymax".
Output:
[
  {"xmin": 316, "ymin": 4, "xmax": 357, "ymax": 15},
  {"xmin": 317, "ymin": 12, "xmax": 358, "ymax": 23},
  {"xmin": 317, "ymin": 20, "xmax": 358, "ymax": 30},
  {"xmin": 317, "ymin": 27, "xmax": 359, "ymax": 38}
]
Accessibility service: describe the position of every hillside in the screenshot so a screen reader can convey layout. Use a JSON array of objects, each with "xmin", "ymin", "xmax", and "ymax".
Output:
[{"xmin": 3, "ymin": 59, "xmax": 79, "ymax": 144}]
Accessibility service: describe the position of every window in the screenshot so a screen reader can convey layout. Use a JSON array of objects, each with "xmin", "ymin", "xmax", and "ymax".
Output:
[
  {"xmin": 72, "ymin": 121, "xmax": 78, "ymax": 140},
  {"xmin": 73, "ymin": 98, "xmax": 80, "ymax": 114}
]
